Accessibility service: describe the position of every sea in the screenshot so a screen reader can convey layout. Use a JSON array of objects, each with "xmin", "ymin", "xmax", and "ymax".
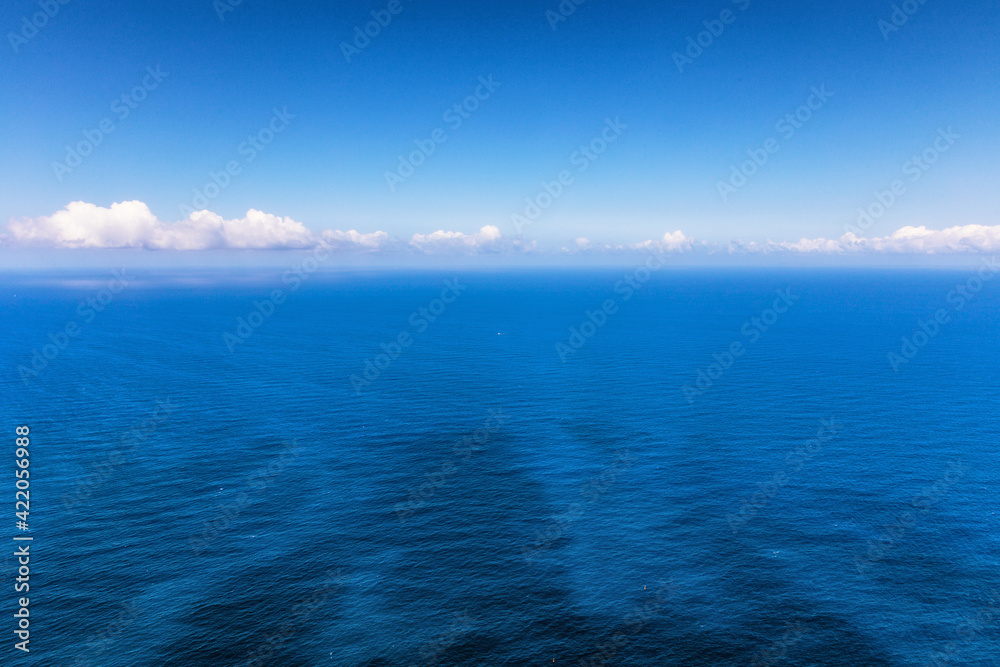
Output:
[{"xmin": 1, "ymin": 267, "xmax": 998, "ymax": 666}]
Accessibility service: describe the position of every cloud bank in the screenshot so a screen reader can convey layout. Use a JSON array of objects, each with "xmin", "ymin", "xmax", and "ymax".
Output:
[
  {"xmin": 4, "ymin": 201, "xmax": 999, "ymax": 255},
  {"xmin": 6, "ymin": 201, "xmax": 317, "ymax": 250},
  {"xmin": 731, "ymin": 225, "xmax": 1000, "ymax": 255},
  {"xmin": 3, "ymin": 201, "xmax": 497, "ymax": 253}
]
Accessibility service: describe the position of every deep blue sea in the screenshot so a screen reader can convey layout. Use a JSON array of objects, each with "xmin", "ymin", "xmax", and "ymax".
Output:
[{"xmin": 1, "ymin": 268, "xmax": 998, "ymax": 666}]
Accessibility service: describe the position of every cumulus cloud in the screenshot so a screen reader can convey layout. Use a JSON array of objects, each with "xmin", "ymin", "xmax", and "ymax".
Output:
[
  {"xmin": 6, "ymin": 201, "xmax": 316, "ymax": 250},
  {"xmin": 5, "ymin": 201, "xmax": 998, "ymax": 256},
  {"xmin": 577, "ymin": 230, "xmax": 695, "ymax": 254},
  {"xmin": 733, "ymin": 224, "xmax": 1000, "ymax": 255},
  {"xmin": 847, "ymin": 225, "xmax": 1000, "ymax": 253},
  {"xmin": 409, "ymin": 225, "xmax": 504, "ymax": 253},
  {"xmin": 318, "ymin": 228, "xmax": 390, "ymax": 251},
  {"xmin": 631, "ymin": 230, "xmax": 693, "ymax": 253},
  {"xmin": 8, "ymin": 200, "xmax": 160, "ymax": 249},
  {"xmin": 2, "ymin": 202, "xmax": 526, "ymax": 254},
  {"xmin": 0, "ymin": 201, "xmax": 455, "ymax": 253}
]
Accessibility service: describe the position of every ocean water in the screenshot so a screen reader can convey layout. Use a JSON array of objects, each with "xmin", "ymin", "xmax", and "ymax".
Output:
[{"xmin": 1, "ymin": 267, "xmax": 998, "ymax": 666}]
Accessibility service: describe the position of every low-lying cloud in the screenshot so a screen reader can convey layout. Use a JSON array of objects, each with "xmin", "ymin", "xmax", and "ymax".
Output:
[
  {"xmin": 732, "ymin": 225, "xmax": 1000, "ymax": 255},
  {"xmin": 5, "ymin": 201, "xmax": 317, "ymax": 250},
  {"xmin": 4, "ymin": 201, "xmax": 999, "ymax": 255},
  {"xmin": 3, "ymin": 201, "xmax": 521, "ymax": 254}
]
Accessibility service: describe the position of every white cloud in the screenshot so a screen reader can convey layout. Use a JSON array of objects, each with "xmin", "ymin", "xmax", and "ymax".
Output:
[
  {"xmin": 561, "ymin": 231, "xmax": 695, "ymax": 255},
  {"xmin": 736, "ymin": 224, "xmax": 1000, "ymax": 255},
  {"xmin": 851, "ymin": 225, "xmax": 1000, "ymax": 253},
  {"xmin": 632, "ymin": 230, "xmax": 693, "ymax": 252},
  {"xmin": 318, "ymin": 228, "xmax": 390, "ymax": 251},
  {"xmin": 6, "ymin": 201, "xmax": 999, "ymax": 256},
  {"xmin": 8, "ymin": 200, "xmax": 160, "ymax": 249},
  {"xmin": 5, "ymin": 201, "xmax": 315, "ymax": 250},
  {"xmin": 3, "ymin": 201, "xmax": 517, "ymax": 254},
  {"xmin": 409, "ymin": 225, "xmax": 504, "ymax": 253}
]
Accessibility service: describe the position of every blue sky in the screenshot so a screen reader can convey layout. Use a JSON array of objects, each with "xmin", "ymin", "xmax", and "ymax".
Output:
[{"xmin": 1, "ymin": 0, "xmax": 998, "ymax": 261}]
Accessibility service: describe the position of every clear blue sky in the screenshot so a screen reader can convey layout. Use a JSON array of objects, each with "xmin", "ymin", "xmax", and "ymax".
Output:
[{"xmin": 1, "ymin": 0, "xmax": 998, "ymax": 254}]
